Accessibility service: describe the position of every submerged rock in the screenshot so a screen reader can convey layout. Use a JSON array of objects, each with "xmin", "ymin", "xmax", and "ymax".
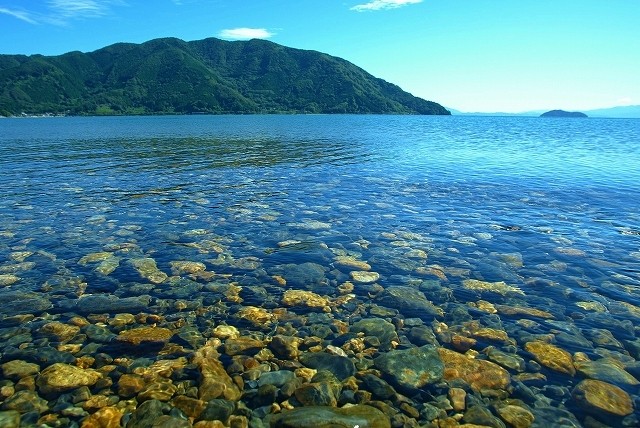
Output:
[
  {"xmin": 574, "ymin": 357, "xmax": 639, "ymax": 386},
  {"xmin": 192, "ymin": 343, "xmax": 242, "ymax": 401},
  {"xmin": 376, "ymin": 286, "xmax": 443, "ymax": 317},
  {"xmin": 282, "ymin": 289, "xmax": 330, "ymax": 309},
  {"xmin": 374, "ymin": 345, "xmax": 444, "ymax": 390},
  {"xmin": 130, "ymin": 257, "xmax": 168, "ymax": 283},
  {"xmin": 439, "ymin": 348, "xmax": 511, "ymax": 391},
  {"xmin": 275, "ymin": 262, "xmax": 327, "ymax": 290},
  {"xmin": 524, "ymin": 341, "xmax": 575, "ymax": 376},
  {"xmin": 572, "ymin": 379, "xmax": 634, "ymax": 417},
  {"xmin": 462, "ymin": 279, "xmax": 524, "ymax": 295},
  {"xmin": 350, "ymin": 271, "xmax": 380, "ymax": 283},
  {"xmin": 116, "ymin": 326, "xmax": 173, "ymax": 345},
  {"xmin": 74, "ymin": 294, "xmax": 151, "ymax": 315},
  {"xmin": 299, "ymin": 352, "xmax": 356, "ymax": 380},
  {"xmin": 495, "ymin": 404, "xmax": 534, "ymax": 428},
  {"xmin": 36, "ymin": 363, "xmax": 101, "ymax": 395},
  {"xmin": 334, "ymin": 256, "xmax": 371, "ymax": 271},
  {"xmin": 1, "ymin": 360, "xmax": 40, "ymax": 380},
  {"xmin": 0, "ymin": 274, "xmax": 20, "ymax": 286},
  {"xmin": 351, "ymin": 318, "xmax": 398, "ymax": 351},
  {"xmin": 269, "ymin": 405, "xmax": 390, "ymax": 428}
]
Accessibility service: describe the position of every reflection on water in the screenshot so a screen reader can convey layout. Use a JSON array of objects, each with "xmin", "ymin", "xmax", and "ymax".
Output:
[{"xmin": 1, "ymin": 115, "xmax": 640, "ymax": 427}]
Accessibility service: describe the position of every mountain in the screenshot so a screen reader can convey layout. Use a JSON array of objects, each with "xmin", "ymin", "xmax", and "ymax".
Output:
[
  {"xmin": 585, "ymin": 105, "xmax": 640, "ymax": 118},
  {"xmin": 0, "ymin": 37, "xmax": 449, "ymax": 116},
  {"xmin": 449, "ymin": 105, "xmax": 640, "ymax": 118},
  {"xmin": 540, "ymin": 110, "xmax": 587, "ymax": 118}
]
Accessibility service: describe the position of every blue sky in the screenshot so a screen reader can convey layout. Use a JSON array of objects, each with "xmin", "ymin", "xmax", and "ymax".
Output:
[{"xmin": 1, "ymin": 0, "xmax": 638, "ymax": 113}]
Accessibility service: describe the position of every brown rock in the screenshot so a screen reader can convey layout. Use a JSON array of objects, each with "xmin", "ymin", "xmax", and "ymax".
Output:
[
  {"xmin": 116, "ymin": 326, "xmax": 173, "ymax": 345},
  {"xmin": 82, "ymin": 395, "xmax": 110, "ymax": 411},
  {"xmin": 524, "ymin": 341, "xmax": 575, "ymax": 376},
  {"xmin": 36, "ymin": 363, "xmax": 101, "ymax": 395},
  {"xmin": 495, "ymin": 405, "xmax": 534, "ymax": 428},
  {"xmin": 439, "ymin": 348, "xmax": 510, "ymax": 391},
  {"xmin": 194, "ymin": 422, "xmax": 226, "ymax": 428},
  {"xmin": 282, "ymin": 289, "xmax": 329, "ymax": 309},
  {"xmin": 495, "ymin": 305, "xmax": 554, "ymax": 319},
  {"xmin": 193, "ymin": 344, "xmax": 242, "ymax": 401},
  {"xmin": 451, "ymin": 334, "xmax": 477, "ymax": 352},
  {"xmin": 137, "ymin": 379, "xmax": 177, "ymax": 402},
  {"xmin": 572, "ymin": 379, "xmax": 634, "ymax": 417},
  {"xmin": 223, "ymin": 337, "xmax": 265, "ymax": 356},
  {"xmin": 269, "ymin": 335, "xmax": 301, "ymax": 360},
  {"xmin": 80, "ymin": 406, "xmax": 123, "ymax": 428},
  {"xmin": 2, "ymin": 360, "xmax": 40, "ymax": 380},
  {"xmin": 40, "ymin": 321, "xmax": 81, "ymax": 342},
  {"xmin": 235, "ymin": 306, "xmax": 274, "ymax": 326},
  {"xmin": 448, "ymin": 387, "xmax": 467, "ymax": 412},
  {"xmin": 171, "ymin": 395, "xmax": 206, "ymax": 419}
]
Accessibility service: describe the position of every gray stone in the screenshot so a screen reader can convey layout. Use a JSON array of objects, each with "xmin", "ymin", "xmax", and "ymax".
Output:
[
  {"xmin": 529, "ymin": 406, "xmax": 582, "ymax": 428},
  {"xmin": 408, "ymin": 325, "xmax": 437, "ymax": 346},
  {"xmin": 197, "ymin": 399, "xmax": 235, "ymax": 422},
  {"xmin": 294, "ymin": 382, "xmax": 338, "ymax": 407},
  {"xmin": 376, "ymin": 286, "xmax": 443, "ymax": 318},
  {"xmin": 0, "ymin": 390, "xmax": 48, "ymax": 414},
  {"xmin": 275, "ymin": 262, "xmax": 327, "ymax": 290},
  {"xmin": 299, "ymin": 352, "xmax": 355, "ymax": 380},
  {"xmin": 126, "ymin": 399, "xmax": 167, "ymax": 428},
  {"xmin": 258, "ymin": 370, "xmax": 296, "ymax": 388},
  {"xmin": 359, "ymin": 373, "xmax": 396, "ymax": 400},
  {"xmin": 75, "ymin": 294, "xmax": 151, "ymax": 315},
  {"xmin": 463, "ymin": 405, "xmax": 506, "ymax": 428},
  {"xmin": 0, "ymin": 411, "xmax": 20, "ymax": 428},
  {"xmin": 152, "ymin": 415, "xmax": 191, "ymax": 428},
  {"xmin": 269, "ymin": 405, "xmax": 390, "ymax": 428},
  {"xmin": 0, "ymin": 292, "xmax": 52, "ymax": 316},
  {"xmin": 351, "ymin": 318, "xmax": 398, "ymax": 351},
  {"xmin": 374, "ymin": 345, "xmax": 443, "ymax": 390}
]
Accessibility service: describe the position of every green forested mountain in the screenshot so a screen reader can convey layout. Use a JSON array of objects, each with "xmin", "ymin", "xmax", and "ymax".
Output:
[{"xmin": 0, "ymin": 37, "xmax": 449, "ymax": 116}]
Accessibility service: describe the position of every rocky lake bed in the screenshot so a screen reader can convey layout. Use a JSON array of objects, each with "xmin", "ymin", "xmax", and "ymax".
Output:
[{"xmin": 1, "ymin": 115, "xmax": 639, "ymax": 427}]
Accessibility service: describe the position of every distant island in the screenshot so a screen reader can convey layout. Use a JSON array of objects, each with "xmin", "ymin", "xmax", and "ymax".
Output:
[
  {"xmin": 540, "ymin": 110, "xmax": 588, "ymax": 118},
  {"xmin": 0, "ymin": 37, "xmax": 449, "ymax": 117}
]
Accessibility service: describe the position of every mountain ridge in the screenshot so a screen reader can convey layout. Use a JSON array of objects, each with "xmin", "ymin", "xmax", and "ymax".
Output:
[
  {"xmin": 0, "ymin": 37, "xmax": 449, "ymax": 116},
  {"xmin": 449, "ymin": 105, "xmax": 640, "ymax": 118}
]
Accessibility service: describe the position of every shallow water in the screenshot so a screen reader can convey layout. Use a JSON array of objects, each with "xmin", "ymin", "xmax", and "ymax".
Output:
[{"xmin": 1, "ymin": 115, "xmax": 639, "ymax": 427}]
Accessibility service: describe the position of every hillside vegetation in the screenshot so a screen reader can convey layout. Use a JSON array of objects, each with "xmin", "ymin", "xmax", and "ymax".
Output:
[{"xmin": 0, "ymin": 37, "xmax": 449, "ymax": 116}]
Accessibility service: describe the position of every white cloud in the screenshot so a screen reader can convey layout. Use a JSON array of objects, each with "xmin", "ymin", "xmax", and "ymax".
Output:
[
  {"xmin": 0, "ymin": 7, "xmax": 38, "ymax": 24},
  {"xmin": 351, "ymin": 0, "xmax": 422, "ymax": 12},
  {"xmin": 1, "ymin": 1, "xmax": 124, "ymax": 25},
  {"xmin": 47, "ymin": 0, "xmax": 111, "ymax": 19},
  {"xmin": 218, "ymin": 28, "xmax": 274, "ymax": 40}
]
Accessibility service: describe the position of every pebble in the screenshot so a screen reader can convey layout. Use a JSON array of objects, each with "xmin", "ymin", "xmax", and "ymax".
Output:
[
  {"xmin": 374, "ymin": 345, "xmax": 444, "ymax": 390},
  {"xmin": 281, "ymin": 289, "xmax": 329, "ymax": 309},
  {"xmin": 376, "ymin": 285, "xmax": 444, "ymax": 318},
  {"xmin": 268, "ymin": 405, "xmax": 390, "ymax": 428},
  {"xmin": 116, "ymin": 326, "xmax": 173, "ymax": 345},
  {"xmin": 2, "ymin": 360, "xmax": 40, "ymax": 380},
  {"xmin": 524, "ymin": 341, "xmax": 575, "ymax": 376},
  {"xmin": 572, "ymin": 379, "xmax": 634, "ymax": 417},
  {"xmin": 0, "ymin": 411, "xmax": 20, "ymax": 428},
  {"xmin": 349, "ymin": 271, "xmax": 380, "ymax": 283},
  {"xmin": 462, "ymin": 279, "xmax": 524, "ymax": 295},
  {"xmin": 495, "ymin": 404, "xmax": 534, "ymax": 428},
  {"xmin": 36, "ymin": 363, "xmax": 101, "ymax": 395},
  {"xmin": 0, "ymin": 274, "xmax": 20, "ymax": 286},
  {"xmin": 299, "ymin": 352, "xmax": 355, "ymax": 380},
  {"xmin": 439, "ymin": 348, "xmax": 511, "ymax": 391}
]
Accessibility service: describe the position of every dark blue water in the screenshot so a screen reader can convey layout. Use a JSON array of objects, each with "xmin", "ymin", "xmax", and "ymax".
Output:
[{"xmin": 1, "ymin": 115, "xmax": 639, "ymax": 425}]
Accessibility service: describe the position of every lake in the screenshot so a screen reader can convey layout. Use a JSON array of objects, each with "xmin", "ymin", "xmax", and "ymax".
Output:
[{"xmin": 1, "ymin": 115, "xmax": 639, "ymax": 427}]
